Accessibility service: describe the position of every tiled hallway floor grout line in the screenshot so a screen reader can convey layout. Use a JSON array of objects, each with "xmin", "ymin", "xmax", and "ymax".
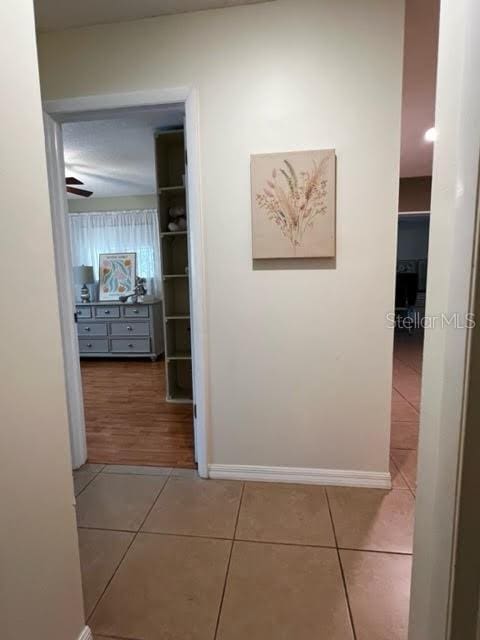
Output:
[
  {"xmin": 85, "ymin": 474, "xmax": 171, "ymax": 629},
  {"xmin": 392, "ymin": 382, "xmax": 421, "ymax": 416},
  {"xmin": 390, "ymin": 457, "xmax": 416, "ymax": 499},
  {"xmin": 74, "ymin": 465, "xmax": 105, "ymax": 498},
  {"xmin": 77, "ymin": 524, "xmax": 415, "ymax": 556},
  {"xmin": 324, "ymin": 488, "xmax": 358, "ymax": 640},
  {"xmin": 213, "ymin": 481, "xmax": 246, "ymax": 640}
]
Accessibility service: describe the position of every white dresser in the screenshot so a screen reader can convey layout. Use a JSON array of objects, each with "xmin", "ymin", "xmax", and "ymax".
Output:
[{"xmin": 76, "ymin": 299, "xmax": 164, "ymax": 361}]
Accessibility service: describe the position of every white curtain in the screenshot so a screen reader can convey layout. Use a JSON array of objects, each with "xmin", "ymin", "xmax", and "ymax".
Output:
[{"xmin": 69, "ymin": 209, "xmax": 161, "ymax": 297}]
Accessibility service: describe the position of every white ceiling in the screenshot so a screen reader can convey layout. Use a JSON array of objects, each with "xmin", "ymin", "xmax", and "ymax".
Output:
[
  {"xmin": 63, "ymin": 107, "xmax": 184, "ymax": 199},
  {"xmin": 400, "ymin": 0, "xmax": 439, "ymax": 177},
  {"xmin": 34, "ymin": 0, "xmax": 272, "ymax": 32}
]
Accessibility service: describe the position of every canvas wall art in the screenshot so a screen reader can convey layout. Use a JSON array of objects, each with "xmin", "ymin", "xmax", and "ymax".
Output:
[
  {"xmin": 251, "ymin": 149, "xmax": 336, "ymax": 258},
  {"xmin": 98, "ymin": 252, "xmax": 136, "ymax": 301}
]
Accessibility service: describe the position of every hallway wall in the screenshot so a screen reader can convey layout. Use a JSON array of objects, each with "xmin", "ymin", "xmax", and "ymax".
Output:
[
  {"xmin": 0, "ymin": 1, "xmax": 85, "ymax": 638},
  {"xmin": 38, "ymin": 0, "xmax": 404, "ymax": 475}
]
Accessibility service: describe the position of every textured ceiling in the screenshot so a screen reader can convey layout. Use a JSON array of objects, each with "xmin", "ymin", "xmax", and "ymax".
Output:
[
  {"xmin": 63, "ymin": 108, "xmax": 184, "ymax": 198},
  {"xmin": 34, "ymin": 0, "xmax": 272, "ymax": 31},
  {"xmin": 400, "ymin": 0, "xmax": 440, "ymax": 177}
]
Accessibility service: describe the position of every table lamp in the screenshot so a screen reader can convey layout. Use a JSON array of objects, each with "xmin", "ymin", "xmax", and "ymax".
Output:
[{"xmin": 73, "ymin": 265, "xmax": 94, "ymax": 303}]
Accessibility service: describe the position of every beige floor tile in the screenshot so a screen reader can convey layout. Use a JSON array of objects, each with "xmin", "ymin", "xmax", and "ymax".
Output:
[
  {"xmin": 216, "ymin": 541, "xmax": 354, "ymax": 640},
  {"xmin": 78, "ymin": 528, "xmax": 134, "ymax": 619},
  {"xmin": 394, "ymin": 375, "xmax": 421, "ymax": 408},
  {"xmin": 80, "ymin": 464, "xmax": 105, "ymax": 473},
  {"xmin": 391, "ymin": 449, "xmax": 418, "ymax": 494},
  {"xmin": 391, "ymin": 388, "xmax": 404, "ymax": 402},
  {"xmin": 76, "ymin": 473, "xmax": 166, "ymax": 531},
  {"xmin": 390, "ymin": 420, "xmax": 419, "ymax": 450},
  {"xmin": 341, "ymin": 550, "xmax": 412, "ymax": 640},
  {"xmin": 90, "ymin": 533, "xmax": 230, "ymax": 640},
  {"xmin": 142, "ymin": 477, "xmax": 242, "ymax": 538},
  {"xmin": 391, "ymin": 397, "xmax": 419, "ymax": 422},
  {"xmin": 170, "ymin": 467, "xmax": 199, "ymax": 478},
  {"xmin": 236, "ymin": 482, "xmax": 335, "ymax": 547},
  {"xmin": 102, "ymin": 464, "xmax": 172, "ymax": 476},
  {"xmin": 73, "ymin": 471, "xmax": 97, "ymax": 497},
  {"xmin": 327, "ymin": 487, "xmax": 415, "ymax": 553},
  {"xmin": 390, "ymin": 458, "xmax": 408, "ymax": 489}
]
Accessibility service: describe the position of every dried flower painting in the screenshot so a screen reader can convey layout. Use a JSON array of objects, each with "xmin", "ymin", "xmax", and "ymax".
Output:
[{"xmin": 251, "ymin": 149, "xmax": 336, "ymax": 258}]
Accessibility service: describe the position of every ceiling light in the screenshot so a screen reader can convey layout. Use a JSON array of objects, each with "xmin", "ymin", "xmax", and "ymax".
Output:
[{"xmin": 424, "ymin": 127, "xmax": 437, "ymax": 142}]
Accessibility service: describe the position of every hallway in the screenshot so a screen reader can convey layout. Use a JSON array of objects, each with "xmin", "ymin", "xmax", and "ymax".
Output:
[
  {"xmin": 74, "ymin": 334, "xmax": 421, "ymax": 640},
  {"xmin": 391, "ymin": 331, "xmax": 422, "ymax": 493}
]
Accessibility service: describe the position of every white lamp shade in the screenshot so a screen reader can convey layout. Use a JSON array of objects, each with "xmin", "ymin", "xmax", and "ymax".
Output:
[{"xmin": 73, "ymin": 265, "xmax": 94, "ymax": 284}]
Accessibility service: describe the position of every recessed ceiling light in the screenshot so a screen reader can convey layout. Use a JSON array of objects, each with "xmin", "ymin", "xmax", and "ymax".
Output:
[{"xmin": 424, "ymin": 127, "xmax": 437, "ymax": 142}]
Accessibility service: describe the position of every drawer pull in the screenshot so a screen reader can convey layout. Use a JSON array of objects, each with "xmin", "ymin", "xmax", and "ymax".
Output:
[
  {"xmin": 87, "ymin": 343, "xmax": 92, "ymax": 348},
  {"xmin": 84, "ymin": 326, "xmax": 91, "ymax": 332},
  {"xmin": 128, "ymin": 343, "xmax": 134, "ymax": 348},
  {"xmin": 133, "ymin": 309, "xmax": 139, "ymax": 314},
  {"xmin": 104, "ymin": 310, "xmax": 110, "ymax": 315},
  {"xmin": 127, "ymin": 326, "xmax": 133, "ymax": 331}
]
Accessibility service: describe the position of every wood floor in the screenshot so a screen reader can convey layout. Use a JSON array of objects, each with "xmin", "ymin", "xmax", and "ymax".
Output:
[{"xmin": 80, "ymin": 358, "xmax": 195, "ymax": 468}]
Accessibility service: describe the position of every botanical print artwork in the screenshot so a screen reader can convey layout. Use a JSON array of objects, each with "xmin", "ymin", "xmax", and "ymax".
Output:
[
  {"xmin": 98, "ymin": 252, "xmax": 136, "ymax": 301},
  {"xmin": 251, "ymin": 149, "xmax": 336, "ymax": 258}
]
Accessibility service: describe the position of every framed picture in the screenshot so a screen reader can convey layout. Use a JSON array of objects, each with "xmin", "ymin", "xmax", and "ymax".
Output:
[
  {"xmin": 98, "ymin": 252, "xmax": 136, "ymax": 301},
  {"xmin": 251, "ymin": 148, "xmax": 336, "ymax": 258}
]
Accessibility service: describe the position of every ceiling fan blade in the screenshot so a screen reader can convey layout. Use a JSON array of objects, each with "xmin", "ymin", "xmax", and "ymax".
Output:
[
  {"xmin": 67, "ymin": 186, "xmax": 93, "ymax": 198},
  {"xmin": 65, "ymin": 177, "xmax": 84, "ymax": 185}
]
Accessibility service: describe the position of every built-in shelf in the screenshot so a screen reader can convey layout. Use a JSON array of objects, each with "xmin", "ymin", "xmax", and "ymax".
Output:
[
  {"xmin": 160, "ymin": 231, "xmax": 188, "ymax": 238},
  {"xmin": 155, "ymin": 127, "xmax": 192, "ymax": 404},
  {"xmin": 167, "ymin": 390, "xmax": 193, "ymax": 403},
  {"xmin": 167, "ymin": 351, "xmax": 192, "ymax": 360},
  {"xmin": 158, "ymin": 185, "xmax": 185, "ymax": 193}
]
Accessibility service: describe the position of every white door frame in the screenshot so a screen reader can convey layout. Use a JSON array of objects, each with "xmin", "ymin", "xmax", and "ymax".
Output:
[
  {"xmin": 43, "ymin": 87, "xmax": 209, "ymax": 477},
  {"xmin": 408, "ymin": 0, "xmax": 480, "ymax": 637}
]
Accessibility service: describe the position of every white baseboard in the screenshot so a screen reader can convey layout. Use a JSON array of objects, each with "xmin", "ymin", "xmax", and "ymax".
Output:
[
  {"xmin": 77, "ymin": 626, "xmax": 92, "ymax": 640},
  {"xmin": 208, "ymin": 464, "xmax": 391, "ymax": 489}
]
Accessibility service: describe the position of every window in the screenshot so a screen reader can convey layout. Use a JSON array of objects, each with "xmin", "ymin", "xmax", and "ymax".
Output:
[{"xmin": 69, "ymin": 209, "xmax": 161, "ymax": 296}]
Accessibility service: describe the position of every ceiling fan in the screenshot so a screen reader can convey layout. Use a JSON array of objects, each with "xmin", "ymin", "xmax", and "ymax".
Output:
[{"xmin": 65, "ymin": 176, "xmax": 93, "ymax": 198}]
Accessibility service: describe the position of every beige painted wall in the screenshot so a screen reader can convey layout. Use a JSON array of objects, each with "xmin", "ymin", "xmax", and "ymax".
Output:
[
  {"xmin": 0, "ymin": 1, "xmax": 85, "ymax": 639},
  {"xmin": 38, "ymin": 0, "xmax": 404, "ymax": 473},
  {"xmin": 68, "ymin": 193, "xmax": 156, "ymax": 212}
]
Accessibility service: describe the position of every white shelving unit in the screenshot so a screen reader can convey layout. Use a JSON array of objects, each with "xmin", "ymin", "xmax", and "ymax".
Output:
[{"xmin": 155, "ymin": 129, "xmax": 193, "ymax": 403}]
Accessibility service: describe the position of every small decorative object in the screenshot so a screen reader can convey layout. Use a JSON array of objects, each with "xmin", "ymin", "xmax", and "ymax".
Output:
[
  {"xmin": 118, "ymin": 276, "xmax": 147, "ymax": 303},
  {"xmin": 73, "ymin": 265, "xmax": 94, "ymax": 303},
  {"xmin": 99, "ymin": 252, "xmax": 136, "ymax": 301},
  {"xmin": 168, "ymin": 205, "xmax": 187, "ymax": 232},
  {"xmin": 135, "ymin": 276, "xmax": 147, "ymax": 300},
  {"xmin": 251, "ymin": 149, "xmax": 336, "ymax": 258}
]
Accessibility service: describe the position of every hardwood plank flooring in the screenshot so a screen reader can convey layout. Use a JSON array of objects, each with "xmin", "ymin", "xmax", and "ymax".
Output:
[{"xmin": 80, "ymin": 358, "xmax": 195, "ymax": 468}]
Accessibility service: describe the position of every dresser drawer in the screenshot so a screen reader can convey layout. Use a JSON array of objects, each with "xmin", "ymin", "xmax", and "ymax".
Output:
[
  {"xmin": 123, "ymin": 305, "xmax": 149, "ymax": 318},
  {"xmin": 95, "ymin": 306, "xmax": 120, "ymax": 319},
  {"xmin": 75, "ymin": 306, "xmax": 92, "ymax": 319},
  {"xmin": 110, "ymin": 322, "xmax": 150, "ymax": 337},
  {"xmin": 77, "ymin": 322, "xmax": 107, "ymax": 337},
  {"xmin": 79, "ymin": 338, "xmax": 109, "ymax": 353},
  {"xmin": 111, "ymin": 338, "xmax": 151, "ymax": 353}
]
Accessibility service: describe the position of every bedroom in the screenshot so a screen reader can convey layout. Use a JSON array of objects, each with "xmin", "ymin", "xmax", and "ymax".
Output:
[{"xmin": 64, "ymin": 106, "xmax": 195, "ymax": 470}]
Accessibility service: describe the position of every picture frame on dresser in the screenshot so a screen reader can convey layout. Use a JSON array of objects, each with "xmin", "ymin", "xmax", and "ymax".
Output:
[{"xmin": 98, "ymin": 252, "xmax": 137, "ymax": 301}]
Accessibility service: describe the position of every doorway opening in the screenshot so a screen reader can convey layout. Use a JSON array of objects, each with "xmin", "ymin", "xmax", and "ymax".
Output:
[{"xmin": 44, "ymin": 90, "xmax": 208, "ymax": 477}]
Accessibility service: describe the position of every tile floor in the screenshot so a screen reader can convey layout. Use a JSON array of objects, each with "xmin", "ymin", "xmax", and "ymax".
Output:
[{"xmin": 74, "ymin": 332, "xmax": 422, "ymax": 640}]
